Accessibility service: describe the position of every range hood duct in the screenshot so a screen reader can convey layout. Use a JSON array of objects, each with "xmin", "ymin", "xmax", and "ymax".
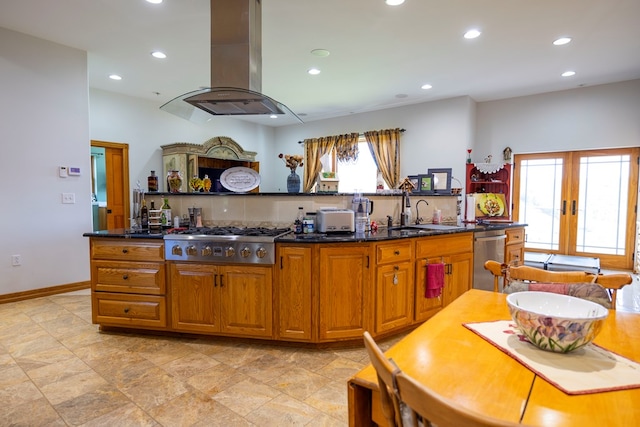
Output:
[{"xmin": 160, "ymin": 0, "xmax": 301, "ymax": 123}]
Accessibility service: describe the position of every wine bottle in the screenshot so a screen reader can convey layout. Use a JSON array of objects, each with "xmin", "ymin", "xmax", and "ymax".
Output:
[
  {"xmin": 140, "ymin": 199, "xmax": 149, "ymax": 229},
  {"xmin": 161, "ymin": 197, "xmax": 172, "ymax": 228}
]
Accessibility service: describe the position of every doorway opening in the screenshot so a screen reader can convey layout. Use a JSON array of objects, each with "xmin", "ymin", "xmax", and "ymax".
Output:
[{"xmin": 90, "ymin": 140, "xmax": 130, "ymax": 230}]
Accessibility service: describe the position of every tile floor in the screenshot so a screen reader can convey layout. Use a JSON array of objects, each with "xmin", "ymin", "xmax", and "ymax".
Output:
[
  {"xmin": 0, "ymin": 290, "xmax": 405, "ymax": 426},
  {"xmin": 1, "ymin": 274, "xmax": 638, "ymax": 426}
]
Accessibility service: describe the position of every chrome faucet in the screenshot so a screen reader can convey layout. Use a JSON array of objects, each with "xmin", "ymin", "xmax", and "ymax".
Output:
[{"xmin": 415, "ymin": 199, "xmax": 429, "ymax": 224}]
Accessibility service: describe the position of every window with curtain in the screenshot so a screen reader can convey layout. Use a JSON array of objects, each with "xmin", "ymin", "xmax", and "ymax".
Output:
[{"xmin": 320, "ymin": 137, "xmax": 388, "ymax": 193}]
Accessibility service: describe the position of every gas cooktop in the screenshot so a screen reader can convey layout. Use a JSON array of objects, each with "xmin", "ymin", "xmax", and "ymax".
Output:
[
  {"xmin": 167, "ymin": 226, "xmax": 291, "ymax": 237},
  {"xmin": 164, "ymin": 226, "xmax": 292, "ymax": 264}
]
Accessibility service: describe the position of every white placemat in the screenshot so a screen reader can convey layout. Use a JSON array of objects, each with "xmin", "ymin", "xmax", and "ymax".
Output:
[{"xmin": 464, "ymin": 320, "xmax": 640, "ymax": 395}]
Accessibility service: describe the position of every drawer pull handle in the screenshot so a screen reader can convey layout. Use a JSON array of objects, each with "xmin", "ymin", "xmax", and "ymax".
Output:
[
  {"xmin": 394, "ymin": 250, "xmax": 400, "ymax": 255},
  {"xmin": 124, "ymin": 308, "xmax": 130, "ymax": 313},
  {"xmin": 122, "ymin": 249, "xmax": 129, "ymax": 254},
  {"xmin": 122, "ymin": 274, "xmax": 129, "ymax": 280}
]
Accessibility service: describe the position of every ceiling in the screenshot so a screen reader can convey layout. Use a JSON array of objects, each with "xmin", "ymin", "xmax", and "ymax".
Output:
[{"xmin": 1, "ymin": 0, "xmax": 639, "ymax": 126}]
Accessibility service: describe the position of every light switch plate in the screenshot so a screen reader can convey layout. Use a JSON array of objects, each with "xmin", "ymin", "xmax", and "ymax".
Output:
[
  {"xmin": 62, "ymin": 193, "xmax": 75, "ymax": 204},
  {"xmin": 59, "ymin": 166, "xmax": 68, "ymax": 178}
]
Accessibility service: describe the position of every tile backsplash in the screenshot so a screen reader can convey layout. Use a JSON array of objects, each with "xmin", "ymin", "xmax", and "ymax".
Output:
[{"xmin": 156, "ymin": 193, "xmax": 460, "ymax": 229}]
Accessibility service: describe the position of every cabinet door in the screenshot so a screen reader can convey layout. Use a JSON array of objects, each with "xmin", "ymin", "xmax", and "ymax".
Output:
[
  {"xmin": 277, "ymin": 246, "xmax": 313, "ymax": 341},
  {"xmin": 375, "ymin": 261, "xmax": 413, "ymax": 333},
  {"xmin": 443, "ymin": 252, "xmax": 474, "ymax": 306},
  {"xmin": 170, "ymin": 263, "xmax": 220, "ymax": 333},
  {"xmin": 414, "ymin": 258, "xmax": 444, "ymax": 322},
  {"xmin": 219, "ymin": 265, "xmax": 273, "ymax": 338},
  {"xmin": 319, "ymin": 246, "xmax": 371, "ymax": 341}
]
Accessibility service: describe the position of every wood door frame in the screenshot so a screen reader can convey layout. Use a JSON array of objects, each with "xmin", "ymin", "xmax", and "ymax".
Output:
[
  {"xmin": 513, "ymin": 148, "xmax": 638, "ymax": 270},
  {"xmin": 91, "ymin": 140, "xmax": 130, "ymax": 230}
]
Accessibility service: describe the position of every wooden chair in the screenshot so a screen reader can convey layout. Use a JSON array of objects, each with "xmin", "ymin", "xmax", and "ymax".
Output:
[
  {"xmin": 483, "ymin": 260, "xmax": 632, "ymax": 309},
  {"xmin": 394, "ymin": 371, "xmax": 526, "ymax": 427},
  {"xmin": 363, "ymin": 331, "xmax": 403, "ymax": 427}
]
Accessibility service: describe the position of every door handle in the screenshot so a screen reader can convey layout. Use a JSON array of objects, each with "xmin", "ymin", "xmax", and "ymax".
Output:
[
  {"xmin": 571, "ymin": 200, "xmax": 577, "ymax": 215},
  {"xmin": 562, "ymin": 200, "xmax": 566, "ymax": 215},
  {"xmin": 106, "ymin": 209, "xmax": 112, "ymax": 214}
]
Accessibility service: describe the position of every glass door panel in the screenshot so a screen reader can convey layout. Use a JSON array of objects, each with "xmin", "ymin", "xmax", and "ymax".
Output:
[
  {"xmin": 574, "ymin": 154, "xmax": 631, "ymax": 262},
  {"xmin": 515, "ymin": 156, "xmax": 565, "ymax": 251}
]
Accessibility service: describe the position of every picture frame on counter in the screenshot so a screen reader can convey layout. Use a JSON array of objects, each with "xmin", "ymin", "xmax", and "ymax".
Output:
[
  {"xmin": 408, "ymin": 175, "xmax": 419, "ymax": 193},
  {"xmin": 418, "ymin": 174, "xmax": 435, "ymax": 194},
  {"xmin": 428, "ymin": 168, "xmax": 452, "ymax": 194}
]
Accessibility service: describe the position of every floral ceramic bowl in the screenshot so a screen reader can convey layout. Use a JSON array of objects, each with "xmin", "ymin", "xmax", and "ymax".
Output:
[{"xmin": 506, "ymin": 291, "xmax": 609, "ymax": 353}]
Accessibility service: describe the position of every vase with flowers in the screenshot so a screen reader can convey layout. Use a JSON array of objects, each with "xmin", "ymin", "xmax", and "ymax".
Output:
[{"xmin": 279, "ymin": 153, "xmax": 303, "ymax": 193}]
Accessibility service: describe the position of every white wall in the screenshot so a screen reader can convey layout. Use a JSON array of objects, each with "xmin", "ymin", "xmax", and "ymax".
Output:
[
  {"xmin": 0, "ymin": 28, "xmax": 91, "ymax": 293},
  {"xmin": 475, "ymin": 80, "xmax": 640, "ymax": 158}
]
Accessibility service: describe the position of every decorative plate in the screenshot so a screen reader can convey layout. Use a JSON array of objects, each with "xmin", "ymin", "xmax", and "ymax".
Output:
[
  {"xmin": 220, "ymin": 167, "xmax": 260, "ymax": 192},
  {"xmin": 474, "ymin": 193, "xmax": 506, "ymax": 217}
]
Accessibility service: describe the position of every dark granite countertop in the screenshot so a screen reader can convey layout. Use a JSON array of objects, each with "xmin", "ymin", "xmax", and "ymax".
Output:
[{"xmin": 83, "ymin": 222, "xmax": 526, "ymax": 243}]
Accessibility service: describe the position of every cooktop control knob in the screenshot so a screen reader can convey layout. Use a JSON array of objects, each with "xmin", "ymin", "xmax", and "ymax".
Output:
[
  {"xmin": 201, "ymin": 245, "xmax": 212, "ymax": 257},
  {"xmin": 240, "ymin": 247, "xmax": 251, "ymax": 258},
  {"xmin": 256, "ymin": 247, "xmax": 267, "ymax": 258},
  {"xmin": 225, "ymin": 247, "xmax": 236, "ymax": 257},
  {"xmin": 171, "ymin": 245, "xmax": 183, "ymax": 256},
  {"xmin": 186, "ymin": 245, "xmax": 197, "ymax": 256}
]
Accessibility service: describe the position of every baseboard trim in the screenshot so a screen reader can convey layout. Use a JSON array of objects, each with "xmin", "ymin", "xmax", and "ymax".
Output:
[{"xmin": 0, "ymin": 281, "xmax": 91, "ymax": 304}]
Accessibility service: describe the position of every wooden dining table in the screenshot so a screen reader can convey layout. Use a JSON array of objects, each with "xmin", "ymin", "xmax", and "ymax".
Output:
[{"xmin": 348, "ymin": 289, "xmax": 640, "ymax": 426}]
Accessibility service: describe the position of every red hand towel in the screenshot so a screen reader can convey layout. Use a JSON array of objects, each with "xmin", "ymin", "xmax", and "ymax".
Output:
[{"xmin": 426, "ymin": 263, "xmax": 445, "ymax": 298}]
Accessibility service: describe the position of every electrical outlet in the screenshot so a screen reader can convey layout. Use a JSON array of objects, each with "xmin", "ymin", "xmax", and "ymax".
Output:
[
  {"xmin": 11, "ymin": 255, "xmax": 21, "ymax": 266},
  {"xmin": 62, "ymin": 193, "xmax": 76, "ymax": 204}
]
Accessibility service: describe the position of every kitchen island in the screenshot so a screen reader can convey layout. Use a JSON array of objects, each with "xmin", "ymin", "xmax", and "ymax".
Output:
[{"xmin": 84, "ymin": 223, "xmax": 524, "ymax": 344}]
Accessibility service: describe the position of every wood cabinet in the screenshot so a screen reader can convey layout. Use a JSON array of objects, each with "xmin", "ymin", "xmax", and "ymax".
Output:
[
  {"xmin": 318, "ymin": 245, "xmax": 372, "ymax": 341},
  {"xmin": 90, "ymin": 239, "xmax": 167, "ymax": 328},
  {"xmin": 415, "ymin": 233, "xmax": 474, "ymax": 309},
  {"xmin": 88, "ymin": 229, "xmax": 482, "ymax": 343},
  {"xmin": 374, "ymin": 241, "xmax": 414, "ymax": 333},
  {"xmin": 170, "ymin": 263, "xmax": 273, "ymax": 338},
  {"xmin": 466, "ymin": 163, "xmax": 512, "ymax": 219},
  {"xmin": 276, "ymin": 245, "xmax": 313, "ymax": 341},
  {"xmin": 505, "ymin": 227, "xmax": 525, "ymax": 265}
]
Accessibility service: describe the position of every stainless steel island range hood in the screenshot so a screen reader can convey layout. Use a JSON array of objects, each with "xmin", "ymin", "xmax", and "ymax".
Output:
[{"xmin": 161, "ymin": 0, "xmax": 301, "ymax": 123}]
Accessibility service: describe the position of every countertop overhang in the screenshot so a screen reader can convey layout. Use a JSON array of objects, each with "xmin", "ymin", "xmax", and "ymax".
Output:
[{"xmin": 83, "ymin": 222, "xmax": 526, "ymax": 243}]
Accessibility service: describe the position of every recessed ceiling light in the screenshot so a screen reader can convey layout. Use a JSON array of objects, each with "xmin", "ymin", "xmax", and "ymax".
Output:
[
  {"xmin": 146, "ymin": 0, "xmax": 163, "ymax": 4},
  {"xmin": 385, "ymin": 0, "xmax": 405, "ymax": 5},
  {"xmin": 308, "ymin": 68, "xmax": 321, "ymax": 75},
  {"xmin": 421, "ymin": 84, "xmax": 433, "ymax": 90},
  {"xmin": 151, "ymin": 51, "xmax": 167, "ymax": 59},
  {"xmin": 311, "ymin": 49, "xmax": 330, "ymax": 57},
  {"xmin": 109, "ymin": 74, "xmax": 122, "ymax": 80},
  {"xmin": 270, "ymin": 114, "xmax": 278, "ymax": 119},
  {"xmin": 553, "ymin": 37, "xmax": 572, "ymax": 46},
  {"xmin": 561, "ymin": 71, "xmax": 576, "ymax": 77},
  {"xmin": 464, "ymin": 29, "xmax": 482, "ymax": 39}
]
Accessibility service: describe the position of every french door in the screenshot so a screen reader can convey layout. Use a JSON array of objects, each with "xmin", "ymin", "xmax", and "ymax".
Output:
[{"xmin": 513, "ymin": 148, "xmax": 639, "ymax": 270}]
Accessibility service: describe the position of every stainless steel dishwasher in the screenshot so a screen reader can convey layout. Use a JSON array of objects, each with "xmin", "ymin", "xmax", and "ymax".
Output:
[{"xmin": 473, "ymin": 229, "xmax": 506, "ymax": 291}]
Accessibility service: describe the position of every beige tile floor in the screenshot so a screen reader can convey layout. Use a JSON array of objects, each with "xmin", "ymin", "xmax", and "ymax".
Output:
[
  {"xmin": 0, "ymin": 290, "xmax": 406, "ymax": 426},
  {"xmin": 1, "ymin": 275, "xmax": 638, "ymax": 426}
]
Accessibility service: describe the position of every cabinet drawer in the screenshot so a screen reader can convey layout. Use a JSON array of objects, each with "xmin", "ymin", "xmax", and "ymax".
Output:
[
  {"xmin": 91, "ymin": 239, "xmax": 164, "ymax": 262},
  {"xmin": 505, "ymin": 228, "xmax": 524, "ymax": 245},
  {"xmin": 416, "ymin": 233, "xmax": 473, "ymax": 258},
  {"xmin": 376, "ymin": 241, "xmax": 412, "ymax": 264},
  {"xmin": 93, "ymin": 260, "xmax": 165, "ymax": 295},
  {"xmin": 93, "ymin": 292, "xmax": 166, "ymax": 328}
]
